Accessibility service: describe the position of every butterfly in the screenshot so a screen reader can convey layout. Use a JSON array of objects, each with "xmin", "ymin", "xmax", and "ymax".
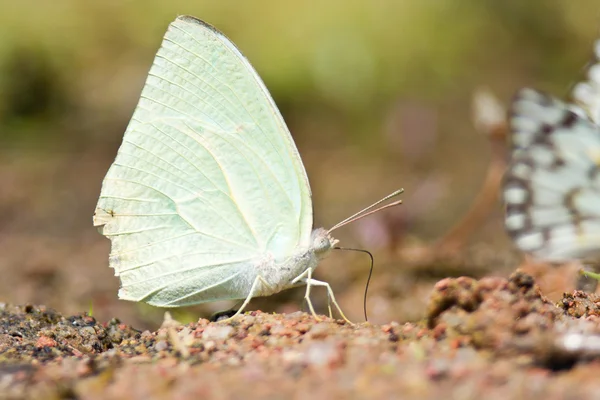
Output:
[
  {"xmin": 503, "ymin": 39, "xmax": 600, "ymax": 285},
  {"xmin": 93, "ymin": 16, "xmax": 402, "ymax": 322}
]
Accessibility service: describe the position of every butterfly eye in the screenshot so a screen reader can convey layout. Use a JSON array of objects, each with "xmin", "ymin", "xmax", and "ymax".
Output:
[
  {"xmin": 320, "ymin": 236, "xmax": 334, "ymax": 253},
  {"xmin": 309, "ymin": 229, "xmax": 331, "ymax": 255}
]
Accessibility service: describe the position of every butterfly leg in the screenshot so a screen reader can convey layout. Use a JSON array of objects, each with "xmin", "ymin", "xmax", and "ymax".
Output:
[
  {"xmin": 223, "ymin": 275, "xmax": 273, "ymax": 321},
  {"xmin": 292, "ymin": 269, "xmax": 351, "ymax": 323},
  {"xmin": 290, "ymin": 270, "xmax": 321, "ymax": 321},
  {"xmin": 326, "ymin": 292, "xmax": 333, "ymax": 319},
  {"xmin": 303, "ymin": 275, "xmax": 352, "ymax": 324},
  {"xmin": 301, "ymin": 269, "xmax": 322, "ymax": 322}
]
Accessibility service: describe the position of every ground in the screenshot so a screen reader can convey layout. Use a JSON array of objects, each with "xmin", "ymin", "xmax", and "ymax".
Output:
[{"xmin": 2, "ymin": 271, "xmax": 600, "ymax": 399}]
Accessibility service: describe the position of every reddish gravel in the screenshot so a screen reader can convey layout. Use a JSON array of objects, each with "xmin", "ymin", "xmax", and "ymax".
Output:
[{"xmin": 3, "ymin": 271, "xmax": 600, "ymax": 399}]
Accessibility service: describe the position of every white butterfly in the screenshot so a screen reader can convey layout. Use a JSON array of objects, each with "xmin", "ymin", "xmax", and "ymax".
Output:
[
  {"xmin": 503, "ymin": 39, "xmax": 600, "ymax": 274},
  {"xmin": 93, "ymin": 16, "xmax": 402, "ymax": 322}
]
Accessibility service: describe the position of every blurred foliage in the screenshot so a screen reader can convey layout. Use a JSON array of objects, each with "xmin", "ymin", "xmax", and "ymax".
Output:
[
  {"xmin": 0, "ymin": 1, "xmax": 599, "ymax": 328},
  {"xmin": 0, "ymin": 0, "xmax": 598, "ymax": 147}
]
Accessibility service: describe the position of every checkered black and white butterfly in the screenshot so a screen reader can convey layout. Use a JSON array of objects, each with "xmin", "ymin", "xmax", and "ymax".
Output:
[{"xmin": 503, "ymin": 40, "xmax": 600, "ymax": 283}]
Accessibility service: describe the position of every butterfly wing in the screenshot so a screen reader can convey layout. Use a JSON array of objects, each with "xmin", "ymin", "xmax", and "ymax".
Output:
[
  {"xmin": 573, "ymin": 39, "xmax": 600, "ymax": 124},
  {"xmin": 503, "ymin": 89, "xmax": 600, "ymax": 262},
  {"xmin": 94, "ymin": 16, "xmax": 313, "ymax": 306}
]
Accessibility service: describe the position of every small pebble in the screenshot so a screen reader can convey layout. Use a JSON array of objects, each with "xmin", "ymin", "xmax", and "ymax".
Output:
[{"xmin": 202, "ymin": 325, "xmax": 234, "ymax": 340}]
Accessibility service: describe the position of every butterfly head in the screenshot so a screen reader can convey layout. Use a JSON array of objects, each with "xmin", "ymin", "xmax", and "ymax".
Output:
[{"xmin": 311, "ymin": 228, "xmax": 338, "ymax": 258}]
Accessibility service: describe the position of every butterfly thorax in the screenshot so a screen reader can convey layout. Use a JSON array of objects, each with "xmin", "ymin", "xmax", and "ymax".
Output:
[{"xmin": 251, "ymin": 228, "xmax": 337, "ymax": 296}]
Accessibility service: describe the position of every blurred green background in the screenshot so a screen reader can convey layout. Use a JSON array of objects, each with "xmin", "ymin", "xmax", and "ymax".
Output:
[{"xmin": 0, "ymin": 1, "xmax": 599, "ymax": 329}]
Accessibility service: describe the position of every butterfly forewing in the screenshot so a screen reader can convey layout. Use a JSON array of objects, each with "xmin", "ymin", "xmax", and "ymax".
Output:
[
  {"xmin": 504, "ymin": 89, "xmax": 600, "ymax": 262},
  {"xmin": 94, "ymin": 16, "xmax": 314, "ymax": 306}
]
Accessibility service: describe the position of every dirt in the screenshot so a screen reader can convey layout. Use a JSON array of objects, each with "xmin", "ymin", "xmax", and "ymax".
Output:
[{"xmin": 2, "ymin": 271, "xmax": 600, "ymax": 399}]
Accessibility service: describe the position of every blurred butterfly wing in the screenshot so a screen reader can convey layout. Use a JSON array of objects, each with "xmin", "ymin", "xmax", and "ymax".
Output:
[
  {"xmin": 94, "ymin": 16, "xmax": 313, "ymax": 306},
  {"xmin": 503, "ymin": 89, "xmax": 600, "ymax": 262},
  {"xmin": 573, "ymin": 40, "xmax": 600, "ymax": 124}
]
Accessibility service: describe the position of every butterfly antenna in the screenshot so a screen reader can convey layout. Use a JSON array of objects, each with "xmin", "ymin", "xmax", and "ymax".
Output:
[
  {"xmin": 334, "ymin": 247, "xmax": 374, "ymax": 321},
  {"xmin": 328, "ymin": 189, "xmax": 404, "ymax": 233}
]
